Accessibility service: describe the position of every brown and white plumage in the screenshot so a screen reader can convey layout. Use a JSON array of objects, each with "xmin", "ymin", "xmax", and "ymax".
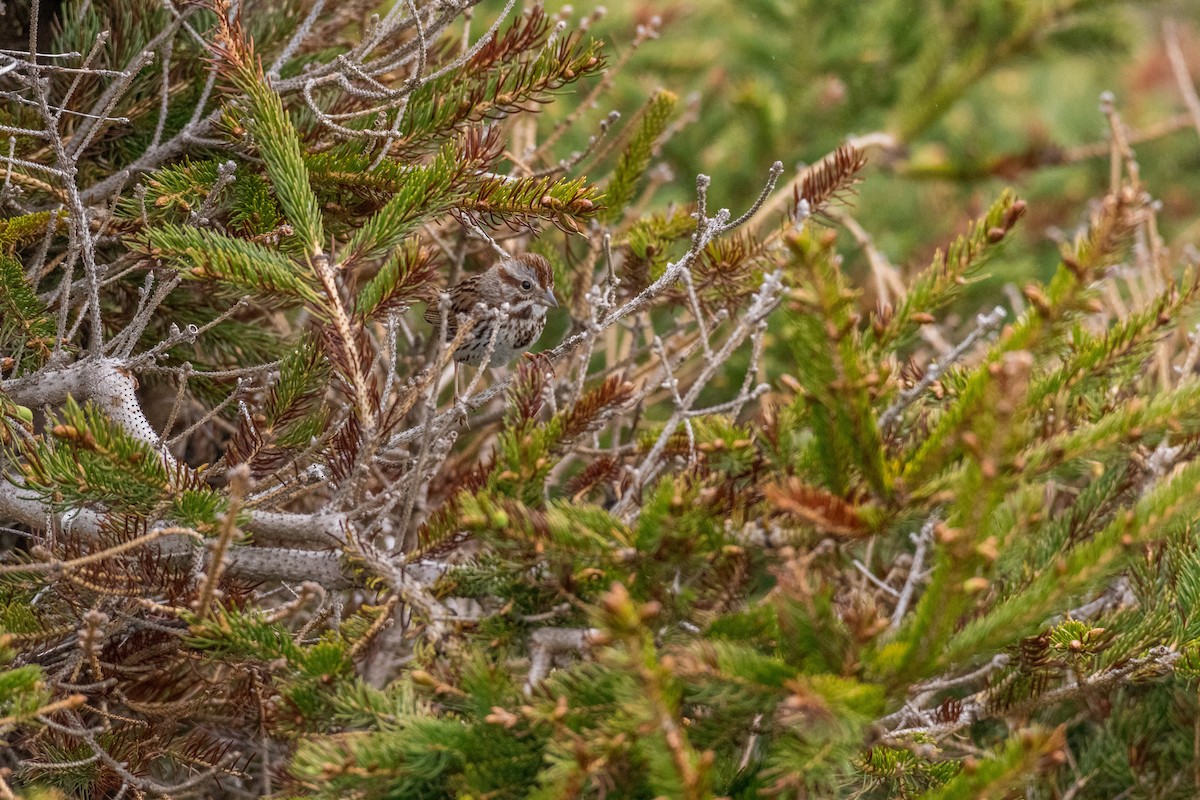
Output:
[{"xmin": 424, "ymin": 253, "xmax": 558, "ymax": 367}]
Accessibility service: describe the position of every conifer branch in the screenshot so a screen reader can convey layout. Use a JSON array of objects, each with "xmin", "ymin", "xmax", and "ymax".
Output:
[
  {"xmin": 2, "ymin": 357, "xmax": 169, "ymax": 455},
  {"xmin": 879, "ymin": 306, "xmax": 1007, "ymax": 432},
  {"xmin": 4, "ymin": 3, "xmax": 1200, "ymax": 796},
  {"xmin": 883, "ymin": 647, "xmax": 1181, "ymax": 746},
  {"xmin": 524, "ymin": 626, "xmax": 600, "ymax": 694}
]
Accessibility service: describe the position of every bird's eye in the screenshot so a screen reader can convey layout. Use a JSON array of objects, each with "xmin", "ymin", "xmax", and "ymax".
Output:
[{"xmin": 521, "ymin": 280, "xmax": 532, "ymax": 291}]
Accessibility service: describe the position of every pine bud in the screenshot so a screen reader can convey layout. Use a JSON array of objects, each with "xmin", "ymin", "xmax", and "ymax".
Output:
[
  {"xmin": 962, "ymin": 577, "xmax": 990, "ymax": 594},
  {"xmin": 410, "ymin": 670, "xmax": 438, "ymax": 687}
]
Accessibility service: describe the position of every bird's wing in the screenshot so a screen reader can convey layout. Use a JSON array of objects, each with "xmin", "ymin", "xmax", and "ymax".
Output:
[
  {"xmin": 423, "ymin": 278, "xmax": 482, "ymax": 336},
  {"xmin": 423, "ymin": 296, "xmax": 453, "ymax": 331}
]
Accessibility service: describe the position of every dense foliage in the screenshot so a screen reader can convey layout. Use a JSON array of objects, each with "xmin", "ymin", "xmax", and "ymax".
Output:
[{"xmin": 4, "ymin": 1, "xmax": 1200, "ymax": 798}]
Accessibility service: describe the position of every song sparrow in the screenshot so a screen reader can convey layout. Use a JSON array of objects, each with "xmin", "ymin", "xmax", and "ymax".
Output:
[{"xmin": 424, "ymin": 252, "xmax": 558, "ymax": 366}]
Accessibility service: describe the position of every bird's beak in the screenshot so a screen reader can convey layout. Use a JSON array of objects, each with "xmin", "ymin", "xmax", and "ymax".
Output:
[{"xmin": 542, "ymin": 289, "xmax": 559, "ymax": 308}]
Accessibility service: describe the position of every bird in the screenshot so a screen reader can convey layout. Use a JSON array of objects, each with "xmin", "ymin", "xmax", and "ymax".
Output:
[{"xmin": 424, "ymin": 252, "xmax": 558, "ymax": 368}]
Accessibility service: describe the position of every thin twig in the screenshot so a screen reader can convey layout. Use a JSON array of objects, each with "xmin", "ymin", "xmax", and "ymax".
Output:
[
  {"xmin": 890, "ymin": 519, "xmax": 935, "ymax": 629},
  {"xmin": 878, "ymin": 306, "xmax": 1007, "ymax": 431}
]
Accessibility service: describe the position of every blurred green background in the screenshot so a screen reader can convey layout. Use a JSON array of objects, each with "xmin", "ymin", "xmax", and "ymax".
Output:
[{"xmin": 516, "ymin": 0, "xmax": 1200, "ymax": 313}]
